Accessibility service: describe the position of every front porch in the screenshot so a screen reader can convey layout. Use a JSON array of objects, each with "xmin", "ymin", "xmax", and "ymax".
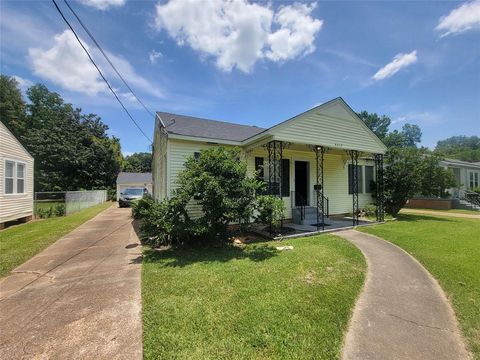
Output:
[{"xmin": 246, "ymin": 139, "xmax": 386, "ymax": 236}]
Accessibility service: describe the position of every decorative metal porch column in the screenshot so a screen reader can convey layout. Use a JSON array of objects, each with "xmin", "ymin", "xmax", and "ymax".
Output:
[
  {"xmin": 374, "ymin": 153, "xmax": 385, "ymax": 222},
  {"xmin": 348, "ymin": 150, "xmax": 360, "ymax": 226},
  {"xmin": 265, "ymin": 140, "xmax": 284, "ymax": 197},
  {"xmin": 314, "ymin": 146, "xmax": 326, "ymax": 231},
  {"xmin": 264, "ymin": 140, "xmax": 285, "ymax": 232}
]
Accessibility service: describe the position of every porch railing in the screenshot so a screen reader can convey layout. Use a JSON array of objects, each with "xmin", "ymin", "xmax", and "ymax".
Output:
[{"xmin": 290, "ymin": 191, "xmax": 329, "ymax": 220}]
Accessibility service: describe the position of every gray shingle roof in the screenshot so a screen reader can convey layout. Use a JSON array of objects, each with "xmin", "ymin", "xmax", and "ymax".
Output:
[
  {"xmin": 116, "ymin": 172, "xmax": 152, "ymax": 184},
  {"xmin": 157, "ymin": 112, "xmax": 265, "ymax": 142}
]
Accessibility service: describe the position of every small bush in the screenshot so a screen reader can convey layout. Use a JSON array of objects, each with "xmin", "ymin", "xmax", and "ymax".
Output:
[
  {"xmin": 255, "ymin": 195, "xmax": 285, "ymax": 231},
  {"xmin": 473, "ymin": 187, "xmax": 480, "ymax": 195},
  {"xmin": 132, "ymin": 195, "xmax": 155, "ymax": 219},
  {"xmin": 363, "ymin": 204, "xmax": 377, "ymax": 217},
  {"xmin": 53, "ymin": 203, "xmax": 65, "ymax": 217}
]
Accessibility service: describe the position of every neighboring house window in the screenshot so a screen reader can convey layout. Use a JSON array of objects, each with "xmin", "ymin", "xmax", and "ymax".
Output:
[
  {"xmin": 281, "ymin": 159, "xmax": 290, "ymax": 197},
  {"xmin": 364, "ymin": 166, "xmax": 374, "ymax": 194},
  {"xmin": 194, "ymin": 152, "xmax": 200, "ymax": 161},
  {"xmin": 255, "ymin": 157, "xmax": 264, "ymax": 181},
  {"xmin": 471, "ymin": 172, "xmax": 479, "ymax": 189},
  {"xmin": 4, "ymin": 160, "xmax": 25, "ymax": 194},
  {"xmin": 348, "ymin": 164, "xmax": 363, "ymax": 194}
]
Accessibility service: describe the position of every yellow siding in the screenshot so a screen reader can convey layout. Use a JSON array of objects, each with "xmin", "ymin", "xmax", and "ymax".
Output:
[
  {"xmin": 0, "ymin": 121, "xmax": 34, "ymax": 223},
  {"xmin": 268, "ymin": 100, "xmax": 386, "ymax": 154},
  {"xmin": 247, "ymin": 147, "xmax": 376, "ymax": 217},
  {"xmin": 168, "ymin": 139, "xmax": 236, "ymax": 218},
  {"xmin": 152, "ymin": 120, "xmax": 169, "ymax": 201}
]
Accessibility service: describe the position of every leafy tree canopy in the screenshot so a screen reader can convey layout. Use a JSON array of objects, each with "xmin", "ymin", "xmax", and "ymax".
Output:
[
  {"xmin": 357, "ymin": 110, "xmax": 422, "ymax": 148},
  {"xmin": 122, "ymin": 152, "xmax": 152, "ymax": 172},
  {"xmin": 434, "ymin": 136, "xmax": 480, "ymax": 162},
  {"xmin": 0, "ymin": 74, "xmax": 123, "ymax": 192}
]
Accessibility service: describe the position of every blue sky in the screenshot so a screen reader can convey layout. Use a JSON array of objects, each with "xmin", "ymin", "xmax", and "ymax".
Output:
[{"xmin": 1, "ymin": 0, "xmax": 479, "ymax": 155}]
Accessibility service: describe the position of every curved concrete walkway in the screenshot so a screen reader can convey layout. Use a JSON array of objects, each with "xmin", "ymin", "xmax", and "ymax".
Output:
[
  {"xmin": 0, "ymin": 206, "xmax": 142, "ymax": 359},
  {"xmin": 337, "ymin": 230, "xmax": 471, "ymax": 360}
]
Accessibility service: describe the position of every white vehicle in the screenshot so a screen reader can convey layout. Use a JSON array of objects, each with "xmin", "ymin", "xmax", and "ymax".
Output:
[{"xmin": 119, "ymin": 187, "xmax": 148, "ymax": 207}]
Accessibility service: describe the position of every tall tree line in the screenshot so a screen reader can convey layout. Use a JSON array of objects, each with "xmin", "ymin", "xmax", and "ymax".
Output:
[{"xmin": 0, "ymin": 75, "xmax": 123, "ymax": 192}]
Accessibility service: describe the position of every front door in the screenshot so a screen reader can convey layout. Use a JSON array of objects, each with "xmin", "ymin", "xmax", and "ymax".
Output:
[{"xmin": 295, "ymin": 161, "xmax": 309, "ymax": 206}]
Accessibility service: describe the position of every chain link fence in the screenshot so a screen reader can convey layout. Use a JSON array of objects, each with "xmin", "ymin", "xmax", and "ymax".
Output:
[{"xmin": 34, "ymin": 190, "xmax": 107, "ymax": 218}]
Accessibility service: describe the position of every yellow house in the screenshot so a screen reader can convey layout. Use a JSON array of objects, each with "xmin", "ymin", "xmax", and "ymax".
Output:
[
  {"xmin": 152, "ymin": 97, "xmax": 387, "ymax": 229},
  {"xmin": 0, "ymin": 121, "xmax": 34, "ymax": 228}
]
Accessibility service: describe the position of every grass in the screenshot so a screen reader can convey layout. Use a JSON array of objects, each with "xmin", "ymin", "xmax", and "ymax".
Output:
[
  {"xmin": 142, "ymin": 235, "xmax": 366, "ymax": 359},
  {"xmin": 402, "ymin": 208, "xmax": 479, "ymax": 215},
  {"xmin": 360, "ymin": 214, "xmax": 480, "ymax": 358},
  {"xmin": 0, "ymin": 201, "xmax": 112, "ymax": 277}
]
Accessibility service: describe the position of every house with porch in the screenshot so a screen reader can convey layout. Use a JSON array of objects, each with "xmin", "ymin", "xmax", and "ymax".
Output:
[{"xmin": 152, "ymin": 97, "xmax": 387, "ymax": 231}]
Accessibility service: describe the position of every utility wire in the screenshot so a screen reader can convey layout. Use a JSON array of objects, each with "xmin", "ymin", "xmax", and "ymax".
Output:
[
  {"xmin": 63, "ymin": 0, "xmax": 155, "ymax": 118},
  {"xmin": 51, "ymin": 0, "xmax": 152, "ymax": 143}
]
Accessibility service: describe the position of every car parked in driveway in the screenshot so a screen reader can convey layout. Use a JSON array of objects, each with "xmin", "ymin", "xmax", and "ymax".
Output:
[{"xmin": 118, "ymin": 187, "xmax": 148, "ymax": 208}]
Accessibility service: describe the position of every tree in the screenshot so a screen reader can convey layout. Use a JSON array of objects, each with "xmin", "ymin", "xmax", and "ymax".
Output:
[
  {"xmin": 122, "ymin": 152, "xmax": 152, "ymax": 172},
  {"xmin": 0, "ymin": 75, "xmax": 123, "ymax": 191},
  {"xmin": 357, "ymin": 110, "xmax": 422, "ymax": 149},
  {"xmin": 0, "ymin": 75, "xmax": 27, "ymax": 137},
  {"xmin": 356, "ymin": 111, "xmax": 391, "ymax": 140},
  {"xmin": 383, "ymin": 148, "xmax": 457, "ymax": 215},
  {"xmin": 419, "ymin": 154, "xmax": 456, "ymax": 198},
  {"xmin": 435, "ymin": 136, "xmax": 480, "ymax": 162}
]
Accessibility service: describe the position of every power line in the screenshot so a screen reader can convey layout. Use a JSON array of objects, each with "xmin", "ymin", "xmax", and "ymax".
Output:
[
  {"xmin": 62, "ymin": 0, "xmax": 155, "ymax": 118},
  {"xmin": 51, "ymin": 0, "xmax": 152, "ymax": 143}
]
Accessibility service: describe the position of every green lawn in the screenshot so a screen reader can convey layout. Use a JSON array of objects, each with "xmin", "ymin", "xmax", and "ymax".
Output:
[
  {"xmin": 0, "ymin": 202, "xmax": 112, "ymax": 277},
  {"xmin": 142, "ymin": 235, "xmax": 366, "ymax": 359},
  {"xmin": 360, "ymin": 214, "xmax": 480, "ymax": 358}
]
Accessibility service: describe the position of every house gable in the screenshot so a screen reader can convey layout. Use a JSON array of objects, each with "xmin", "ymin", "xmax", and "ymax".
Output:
[{"xmin": 244, "ymin": 98, "xmax": 387, "ymax": 154}]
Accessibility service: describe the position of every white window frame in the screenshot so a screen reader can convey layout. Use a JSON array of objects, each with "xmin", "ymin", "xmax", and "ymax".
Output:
[{"xmin": 3, "ymin": 159, "xmax": 27, "ymax": 195}]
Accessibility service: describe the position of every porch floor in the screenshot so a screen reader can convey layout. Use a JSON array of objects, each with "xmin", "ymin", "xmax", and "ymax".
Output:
[{"xmin": 252, "ymin": 217, "xmax": 380, "ymax": 240}]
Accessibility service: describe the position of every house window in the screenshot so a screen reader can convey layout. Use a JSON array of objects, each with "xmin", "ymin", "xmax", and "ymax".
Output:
[
  {"xmin": 255, "ymin": 157, "xmax": 264, "ymax": 181},
  {"xmin": 348, "ymin": 164, "xmax": 363, "ymax": 194},
  {"xmin": 4, "ymin": 160, "xmax": 25, "ymax": 194},
  {"xmin": 194, "ymin": 152, "xmax": 200, "ymax": 161},
  {"xmin": 281, "ymin": 159, "xmax": 290, "ymax": 197},
  {"xmin": 364, "ymin": 166, "xmax": 374, "ymax": 194},
  {"xmin": 5, "ymin": 161, "xmax": 14, "ymax": 194},
  {"xmin": 17, "ymin": 163, "xmax": 25, "ymax": 193}
]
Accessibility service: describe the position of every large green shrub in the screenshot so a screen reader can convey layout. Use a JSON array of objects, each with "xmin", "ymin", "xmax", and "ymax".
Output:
[
  {"xmin": 255, "ymin": 195, "xmax": 285, "ymax": 231},
  {"xmin": 136, "ymin": 147, "xmax": 263, "ymax": 246},
  {"xmin": 175, "ymin": 146, "xmax": 262, "ymax": 241}
]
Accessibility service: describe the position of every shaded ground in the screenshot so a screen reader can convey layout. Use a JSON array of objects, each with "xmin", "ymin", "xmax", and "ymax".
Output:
[
  {"xmin": 361, "ymin": 213, "xmax": 479, "ymax": 358},
  {"xmin": 142, "ymin": 235, "xmax": 366, "ymax": 359},
  {"xmin": 338, "ymin": 230, "xmax": 470, "ymax": 360},
  {"xmin": 0, "ymin": 206, "xmax": 142, "ymax": 359}
]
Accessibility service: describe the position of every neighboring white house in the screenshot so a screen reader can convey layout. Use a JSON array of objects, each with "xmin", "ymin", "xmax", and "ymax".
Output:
[
  {"xmin": 0, "ymin": 121, "xmax": 34, "ymax": 229},
  {"xmin": 152, "ymin": 97, "xmax": 388, "ymax": 224},
  {"xmin": 116, "ymin": 172, "xmax": 152, "ymax": 200},
  {"xmin": 440, "ymin": 158, "xmax": 480, "ymax": 192}
]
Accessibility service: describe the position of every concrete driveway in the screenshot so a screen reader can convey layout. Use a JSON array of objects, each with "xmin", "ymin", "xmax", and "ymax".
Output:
[{"xmin": 0, "ymin": 206, "xmax": 142, "ymax": 359}]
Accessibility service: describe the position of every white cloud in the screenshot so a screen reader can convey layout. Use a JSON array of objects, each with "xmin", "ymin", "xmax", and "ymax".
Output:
[
  {"xmin": 149, "ymin": 50, "xmax": 163, "ymax": 64},
  {"xmin": 436, "ymin": 0, "xmax": 480, "ymax": 37},
  {"xmin": 392, "ymin": 111, "xmax": 443, "ymax": 125},
  {"xmin": 28, "ymin": 30, "xmax": 164, "ymax": 99},
  {"xmin": 153, "ymin": 0, "xmax": 322, "ymax": 73},
  {"xmin": 12, "ymin": 75, "xmax": 33, "ymax": 91},
  {"xmin": 78, "ymin": 0, "xmax": 126, "ymax": 10},
  {"xmin": 29, "ymin": 30, "xmax": 107, "ymax": 95},
  {"xmin": 372, "ymin": 50, "xmax": 418, "ymax": 81}
]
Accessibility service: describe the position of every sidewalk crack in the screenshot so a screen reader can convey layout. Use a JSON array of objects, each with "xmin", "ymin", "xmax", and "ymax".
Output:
[{"xmin": 385, "ymin": 312, "xmax": 455, "ymax": 333}]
